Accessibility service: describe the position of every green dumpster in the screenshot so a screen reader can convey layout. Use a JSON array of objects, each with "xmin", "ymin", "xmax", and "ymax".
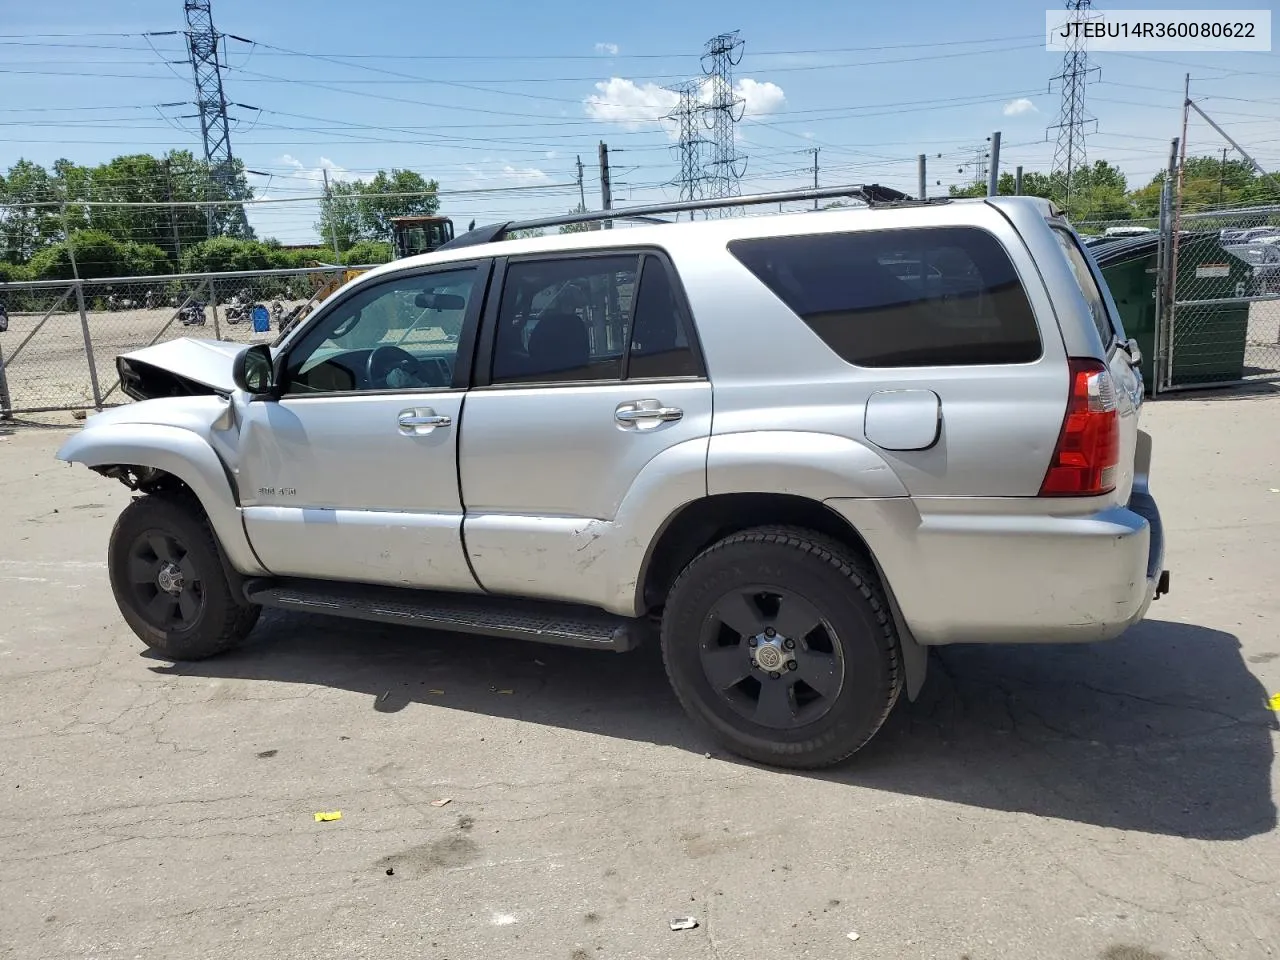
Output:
[
  {"xmin": 1169, "ymin": 232, "xmax": 1251, "ymax": 386},
  {"xmin": 1095, "ymin": 237, "xmax": 1160, "ymax": 395},
  {"xmin": 1094, "ymin": 230, "xmax": 1252, "ymax": 391}
]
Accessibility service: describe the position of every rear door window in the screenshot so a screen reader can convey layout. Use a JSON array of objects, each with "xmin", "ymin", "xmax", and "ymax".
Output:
[
  {"xmin": 1052, "ymin": 227, "xmax": 1116, "ymax": 348},
  {"xmin": 491, "ymin": 255, "xmax": 638, "ymax": 384},
  {"xmin": 727, "ymin": 226, "xmax": 1042, "ymax": 368}
]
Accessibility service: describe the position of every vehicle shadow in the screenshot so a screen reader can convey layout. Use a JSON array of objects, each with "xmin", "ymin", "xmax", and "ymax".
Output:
[{"xmin": 155, "ymin": 614, "xmax": 1277, "ymax": 841}]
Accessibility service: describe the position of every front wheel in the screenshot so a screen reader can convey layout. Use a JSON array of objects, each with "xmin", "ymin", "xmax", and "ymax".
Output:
[
  {"xmin": 661, "ymin": 526, "xmax": 902, "ymax": 769},
  {"xmin": 108, "ymin": 493, "xmax": 260, "ymax": 660}
]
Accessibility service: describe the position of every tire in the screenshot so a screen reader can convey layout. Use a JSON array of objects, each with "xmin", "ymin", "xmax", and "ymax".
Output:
[
  {"xmin": 661, "ymin": 525, "xmax": 901, "ymax": 769},
  {"xmin": 107, "ymin": 492, "xmax": 261, "ymax": 661}
]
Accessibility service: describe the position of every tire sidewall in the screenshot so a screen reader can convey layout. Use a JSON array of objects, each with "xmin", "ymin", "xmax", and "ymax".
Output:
[
  {"xmin": 663, "ymin": 535, "xmax": 896, "ymax": 766},
  {"xmin": 108, "ymin": 495, "xmax": 246, "ymax": 658}
]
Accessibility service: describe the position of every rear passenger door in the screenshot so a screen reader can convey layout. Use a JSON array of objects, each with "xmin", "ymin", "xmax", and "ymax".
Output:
[{"xmin": 458, "ymin": 250, "xmax": 712, "ymax": 607}]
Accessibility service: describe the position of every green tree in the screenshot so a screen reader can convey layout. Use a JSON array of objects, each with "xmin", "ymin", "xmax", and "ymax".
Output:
[
  {"xmin": 0, "ymin": 159, "xmax": 62, "ymax": 263},
  {"xmin": 357, "ymin": 169, "xmax": 440, "ymax": 242},
  {"xmin": 315, "ymin": 180, "xmax": 363, "ymax": 252},
  {"xmin": 179, "ymin": 237, "xmax": 275, "ymax": 274},
  {"xmin": 315, "ymin": 169, "xmax": 440, "ymax": 250},
  {"xmin": 341, "ymin": 239, "xmax": 394, "ymax": 265},
  {"xmin": 559, "ymin": 203, "xmax": 593, "ymax": 234}
]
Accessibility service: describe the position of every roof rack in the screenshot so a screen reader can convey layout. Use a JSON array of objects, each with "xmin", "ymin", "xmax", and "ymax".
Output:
[{"xmin": 437, "ymin": 183, "xmax": 933, "ymax": 252}]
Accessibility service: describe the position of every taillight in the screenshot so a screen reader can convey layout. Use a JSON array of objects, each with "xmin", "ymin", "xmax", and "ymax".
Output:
[{"xmin": 1039, "ymin": 358, "xmax": 1120, "ymax": 497}]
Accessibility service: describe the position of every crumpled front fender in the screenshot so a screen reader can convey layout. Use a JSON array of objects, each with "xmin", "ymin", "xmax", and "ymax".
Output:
[{"xmin": 56, "ymin": 422, "xmax": 268, "ymax": 576}]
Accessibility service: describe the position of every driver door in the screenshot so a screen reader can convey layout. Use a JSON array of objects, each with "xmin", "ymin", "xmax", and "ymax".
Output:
[{"xmin": 237, "ymin": 261, "xmax": 491, "ymax": 592}]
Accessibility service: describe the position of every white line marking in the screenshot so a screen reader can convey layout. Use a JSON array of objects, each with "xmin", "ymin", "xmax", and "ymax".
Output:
[{"xmin": 0, "ymin": 560, "xmax": 105, "ymax": 569}]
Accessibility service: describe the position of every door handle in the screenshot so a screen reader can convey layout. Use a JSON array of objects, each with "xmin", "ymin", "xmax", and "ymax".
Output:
[
  {"xmin": 398, "ymin": 410, "xmax": 451, "ymax": 429},
  {"xmin": 615, "ymin": 400, "xmax": 683, "ymax": 424}
]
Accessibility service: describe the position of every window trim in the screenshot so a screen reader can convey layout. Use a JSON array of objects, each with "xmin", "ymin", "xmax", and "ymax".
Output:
[
  {"xmin": 726, "ymin": 225, "xmax": 1045, "ymax": 370},
  {"xmin": 471, "ymin": 246, "xmax": 707, "ymax": 390},
  {"xmin": 275, "ymin": 258, "xmax": 493, "ymax": 400},
  {"xmin": 1049, "ymin": 222, "xmax": 1121, "ymax": 353}
]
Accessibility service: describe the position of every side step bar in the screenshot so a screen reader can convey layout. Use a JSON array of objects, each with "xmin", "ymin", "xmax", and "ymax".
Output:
[{"xmin": 243, "ymin": 578, "xmax": 647, "ymax": 652}]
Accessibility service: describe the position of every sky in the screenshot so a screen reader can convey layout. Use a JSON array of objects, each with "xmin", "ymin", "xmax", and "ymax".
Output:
[{"xmin": 2, "ymin": 0, "xmax": 1278, "ymax": 244}]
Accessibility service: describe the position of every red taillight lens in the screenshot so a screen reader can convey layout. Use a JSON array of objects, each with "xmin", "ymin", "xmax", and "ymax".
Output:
[{"xmin": 1039, "ymin": 358, "xmax": 1120, "ymax": 496}]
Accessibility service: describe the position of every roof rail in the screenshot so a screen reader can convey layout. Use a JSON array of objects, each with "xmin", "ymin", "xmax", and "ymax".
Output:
[{"xmin": 437, "ymin": 183, "xmax": 925, "ymax": 252}]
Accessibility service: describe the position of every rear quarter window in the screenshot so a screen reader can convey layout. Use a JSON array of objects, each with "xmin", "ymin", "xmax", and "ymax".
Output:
[
  {"xmin": 1051, "ymin": 226, "xmax": 1116, "ymax": 347},
  {"xmin": 727, "ymin": 226, "xmax": 1042, "ymax": 367}
]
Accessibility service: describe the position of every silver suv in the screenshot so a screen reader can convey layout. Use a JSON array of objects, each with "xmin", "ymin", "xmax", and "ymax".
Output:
[{"xmin": 57, "ymin": 188, "xmax": 1168, "ymax": 769}]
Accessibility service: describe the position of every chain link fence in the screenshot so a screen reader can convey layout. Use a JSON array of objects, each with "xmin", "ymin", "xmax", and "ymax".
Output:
[
  {"xmin": 0, "ymin": 265, "xmax": 369, "ymax": 417},
  {"xmin": 1163, "ymin": 204, "xmax": 1280, "ymax": 390}
]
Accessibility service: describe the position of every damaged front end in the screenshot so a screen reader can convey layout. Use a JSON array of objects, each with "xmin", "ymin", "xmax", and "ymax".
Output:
[{"xmin": 116, "ymin": 338, "xmax": 248, "ymax": 402}]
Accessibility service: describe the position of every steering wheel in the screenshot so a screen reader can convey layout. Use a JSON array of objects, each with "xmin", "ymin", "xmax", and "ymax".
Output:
[{"xmin": 366, "ymin": 344, "xmax": 426, "ymax": 388}]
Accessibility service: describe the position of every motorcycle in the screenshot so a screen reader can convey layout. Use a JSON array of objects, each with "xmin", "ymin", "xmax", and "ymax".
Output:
[{"xmin": 178, "ymin": 300, "xmax": 207, "ymax": 327}]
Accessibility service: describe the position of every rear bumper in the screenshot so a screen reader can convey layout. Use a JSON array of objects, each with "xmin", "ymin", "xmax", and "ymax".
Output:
[{"xmin": 826, "ymin": 486, "xmax": 1167, "ymax": 646}]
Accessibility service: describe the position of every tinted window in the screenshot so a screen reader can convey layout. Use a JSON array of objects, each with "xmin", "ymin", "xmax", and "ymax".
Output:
[
  {"xmin": 728, "ymin": 227, "xmax": 1042, "ymax": 367},
  {"xmin": 284, "ymin": 267, "xmax": 477, "ymax": 394},
  {"xmin": 492, "ymin": 256, "xmax": 638, "ymax": 384},
  {"xmin": 1053, "ymin": 227, "xmax": 1115, "ymax": 346},
  {"xmin": 627, "ymin": 256, "xmax": 701, "ymax": 379}
]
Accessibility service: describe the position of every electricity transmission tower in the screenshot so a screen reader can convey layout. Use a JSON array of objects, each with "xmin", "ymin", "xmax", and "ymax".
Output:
[
  {"xmin": 1048, "ymin": 0, "xmax": 1100, "ymax": 208},
  {"xmin": 666, "ymin": 79, "xmax": 710, "ymax": 217},
  {"xmin": 184, "ymin": 0, "xmax": 250, "ymax": 237},
  {"xmin": 957, "ymin": 142, "xmax": 991, "ymax": 188},
  {"xmin": 700, "ymin": 31, "xmax": 747, "ymax": 216}
]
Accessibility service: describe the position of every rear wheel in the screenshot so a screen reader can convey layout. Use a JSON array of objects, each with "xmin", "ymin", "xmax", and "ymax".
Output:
[
  {"xmin": 661, "ymin": 526, "xmax": 901, "ymax": 769},
  {"xmin": 108, "ymin": 493, "xmax": 260, "ymax": 661}
]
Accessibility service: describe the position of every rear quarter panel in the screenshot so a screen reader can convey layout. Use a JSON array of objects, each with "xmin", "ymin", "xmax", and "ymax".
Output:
[{"xmin": 664, "ymin": 202, "xmax": 1073, "ymax": 498}]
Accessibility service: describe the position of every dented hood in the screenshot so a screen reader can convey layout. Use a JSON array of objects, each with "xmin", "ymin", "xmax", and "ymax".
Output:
[{"xmin": 117, "ymin": 337, "xmax": 249, "ymax": 400}]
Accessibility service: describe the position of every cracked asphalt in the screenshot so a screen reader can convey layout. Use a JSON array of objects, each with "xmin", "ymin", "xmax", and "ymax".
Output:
[{"xmin": 2, "ymin": 392, "xmax": 1278, "ymax": 960}]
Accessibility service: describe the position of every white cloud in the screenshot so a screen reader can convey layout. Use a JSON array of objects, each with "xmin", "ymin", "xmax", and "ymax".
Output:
[
  {"xmin": 594, "ymin": 42, "xmax": 619, "ymax": 55},
  {"xmin": 274, "ymin": 154, "xmax": 356, "ymax": 185},
  {"xmin": 584, "ymin": 77, "xmax": 680, "ymax": 132},
  {"xmin": 500, "ymin": 164, "xmax": 550, "ymax": 185},
  {"xmin": 544, "ymin": 150, "xmax": 558, "ymax": 160},
  {"xmin": 584, "ymin": 75, "xmax": 786, "ymax": 137},
  {"xmin": 1003, "ymin": 97, "xmax": 1038, "ymax": 117},
  {"xmin": 734, "ymin": 77, "xmax": 786, "ymax": 117}
]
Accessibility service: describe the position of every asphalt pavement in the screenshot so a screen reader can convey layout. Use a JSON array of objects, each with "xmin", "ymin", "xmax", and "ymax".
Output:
[{"xmin": 1, "ymin": 391, "xmax": 1277, "ymax": 960}]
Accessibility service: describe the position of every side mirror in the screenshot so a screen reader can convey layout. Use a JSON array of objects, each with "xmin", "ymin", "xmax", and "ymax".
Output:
[
  {"xmin": 1125, "ymin": 337, "xmax": 1143, "ymax": 368},
  {"xmin": 233, "ymin": 344, "xmax": 278, "ymax": 399}
]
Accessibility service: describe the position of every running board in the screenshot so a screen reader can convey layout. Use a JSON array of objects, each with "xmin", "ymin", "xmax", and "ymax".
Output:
[{"xmin": 242, "ymin": 578, "xmax": 646, "ymax": 652}]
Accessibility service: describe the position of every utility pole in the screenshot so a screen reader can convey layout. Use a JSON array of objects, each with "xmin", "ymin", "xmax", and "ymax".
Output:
[
  {"xmin": 805, "ymin": 147, "xmax": 820, "ymax": 209},
  {"xmin": 598, "ymin": 141, "xmax": 613, "ymax": 230},
  {"xmin": 164, "ymin": 158, "xmax": 182, "ymax": 262},
  {"xmin": 322, "ymin": 167, "xmax": 341, "ymax": 260},
  {"xmin": 1219, "ymin": 147, "xmax": 1228, "ymax": 204},
  {"xmin": 1015, "ymin": 165, "xmax": 1024, "ymax": 195},
  {"xmin": 576, "ymin": 155, "xmax": 586, "ymax": 210},
  {"xmin": 987, "ymin": 131, "xmax": 1002, "ymax": 196},
  {"xmin": 918, "ymin": 154, "xmax": 927, "ymax": 200}
]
